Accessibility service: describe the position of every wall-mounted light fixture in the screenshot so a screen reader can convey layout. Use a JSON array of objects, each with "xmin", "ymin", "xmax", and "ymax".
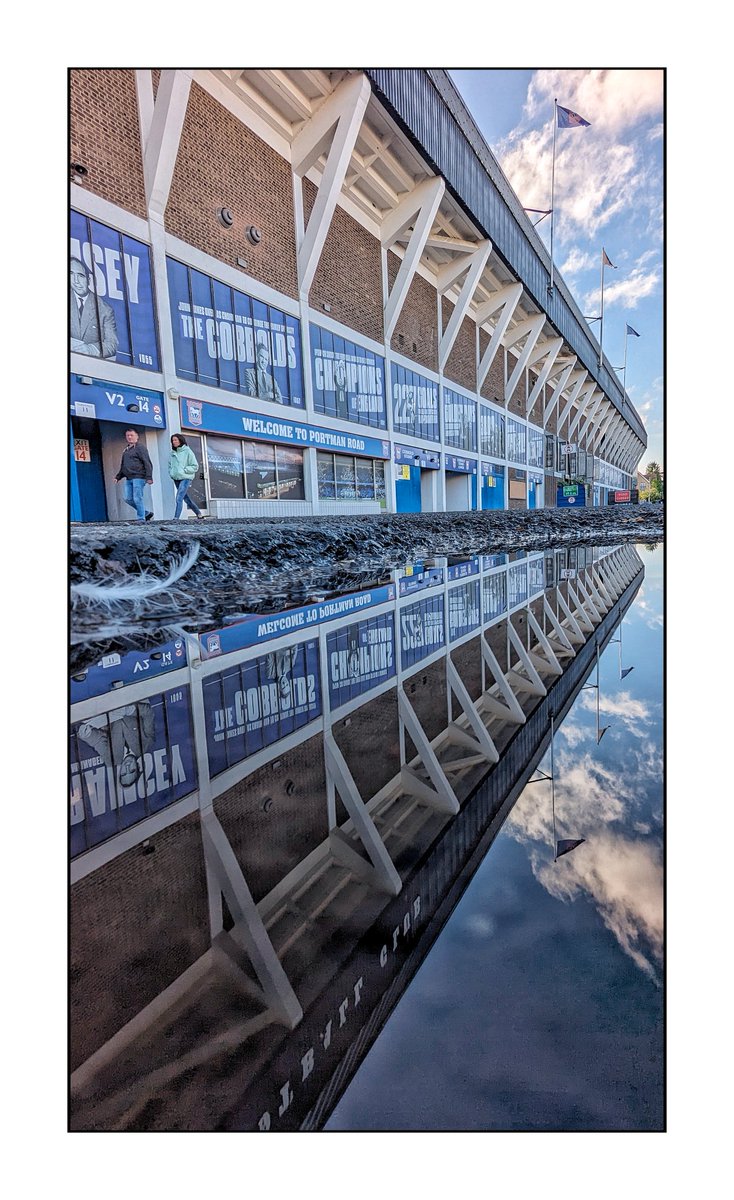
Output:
[
  {"xmin": 70, "ymin": 163, "xmax": 88, "ymax": 184},
  {"xmin": 322, "ymin": 302, "xmax": 331, "ymax": 313}
]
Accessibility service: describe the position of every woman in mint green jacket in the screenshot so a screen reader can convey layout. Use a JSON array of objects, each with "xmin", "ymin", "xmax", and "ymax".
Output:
[{"xmin": 168, "ymin": 434, "xmax": 205, "ymax": 519}]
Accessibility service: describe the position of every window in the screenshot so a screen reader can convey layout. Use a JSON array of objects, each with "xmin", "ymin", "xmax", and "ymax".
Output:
[
  {"xmin": 244, "ymin": 442, "xmax": 277, "ymax": 501},
  {"xmin": 207, "ymin": 436, "xmax": 245, "ymax": 500},
  {"xmin": 507, "ymin": 418, "xmax": 527, "ymax": 464},
  {"xmin": 276, "ymin": 447, "xmax": 305, "ymax": 500},
  {"xmin": 206, "ymin": 436, "xmax": 303, "ymax": 502},
  {"xmin": 317, "ymin": 453, "xmax": 385, "ymax": 501},
  {"xmin": 480, "ymin": 406, "xmax": 505, "ymax": 458},
  {"xmin": 528, "ymin": 425, "xmax": 544, "ymax": 468},
  {"xmin": 391, "ymin": 362, "xmax": 440, "ymax": 442},
  {"xmin": 482, "ymin": 571, "xmax": 507, "ymax": 621}
]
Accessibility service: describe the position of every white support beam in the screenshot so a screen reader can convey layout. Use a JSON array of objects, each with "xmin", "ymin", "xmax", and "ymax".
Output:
[
  {"xmin": 543, "ymin": 595, "xmax": 576, "ymax": 656},
  {"xmin": 504, "ymin": 314, "xmax": 546, "ymax": 401},
  {"xmin": 292, "ymin": 72, "xmax": 371, "ymax": 298},
  {"xmin": 507, "ymin": 621, "xmax": 547, "ymax": 697},
  {"xmin": 200, "ymin": 810, "xmax": 303, "ymax": 1028},
  {"xmin": 569, "ymin": 380, "xmax": 599, "ymax": 438},
  {"xmin": 527, "ymin": 609, "xmax": 564, "ymax": 676},
  {"xmin": 476, "ymin": 283, "xmax": 523, "ymax": 390},
  {"xmin": 323, "ymin": 731, "xmax": 402, "ymax": 895},
  {"xmin": 446, "ymin": 658, "xmax": 499, "ymax": 763},
  {"xmin": 556, "ymin": 589, "xmax": 586, "ymax": 644},
  {"xmin": 381, "ymin": 176, "xmax": 445, "ymax": 340},
  {"xmin": 543, "ymin": 357, "xmax": 577, "ymax": 426},
  {"xmin": 138, "ymin": 69, "xmax": 193, "ymax": 220},
  {"xmin": 438, "ymin": 240, "xmax": 492, "ymax": 369},
  {"xmin": 575, "ymin": 575, "xmax": 602, "ymax": 622},
  {"xmin": 557, "ymin": 368, "xmax": 589, "ymax": 431},
  {"xmin": 577, "ymin": 389, "xmax": 606, "ymax": 444},
  {"xmin": 591, "ymin": 405, "xmax": 617, "ymax": 453},
  {"xmin": 479, "ymin": 636, "xmax": 527, "ymax": 724},
  {"xmin": 565, "ymin": 582, "xmax": 595, "ymax": 632},
  {"xmin": 527, "ymin": 338, "xmax": 563, "ymax": 413},
  {"xmin": 398, "ymin": 690, "xmax": 459, "ymax": 814}
]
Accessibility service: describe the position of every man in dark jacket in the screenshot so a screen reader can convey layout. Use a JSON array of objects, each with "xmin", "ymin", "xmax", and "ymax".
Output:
[{"xmin": 115, "ymin": 429, "xmax": 154, "ymax": 520}]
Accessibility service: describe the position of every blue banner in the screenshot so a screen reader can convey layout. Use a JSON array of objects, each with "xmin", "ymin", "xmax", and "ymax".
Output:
[
  {"xmin": 310, "ymin": 324, "xmax": 386, "ymax": 429},
  {"xmin": 200, "ymin": 584, "xmax": 397, "ymax": 660},
  {"xmin": 481, "ymin": 552, "xmax": 507, "ymax": 570},
  {"xmin": 557, "ymin": 483, "xmax": 587, "ymax": 507},
  {"xmin": 447, "ymin": 558, "xmax": 479, "ymax": 581},
  {"xmin": 203, "ymin": 640, "xmax": 321, "ymax": 777},
  {"xmin": 448, "ymin": 580, "xmax": 481, "ymax": 642},
  {"xmin": 182, "ymin": 397, "xmax": 391, "ymax": 460},
  {"xmin": 508, "ymin": 562, "xmax": 529, "ymax": 608},
  {"xmin": 393, "ymin": 444, "xmax": 440, "ymax": 469},
  {"xmin": 482, "ymin": 571, "xmax": 507, "ymax": 621},
  {"xmin": 398, "ymin": 566, "xmax": 443, "ymax": 596},
  {"xmin": 70, "ymin": 685, "xmax": 197, "ymax": 858},
  {"xmin": 71, "ymin": 637, "xmax": 187, "ymax": 703},
  {"xmin": 327, "ymin": 613, "xmax": 396, "ymax": 709},
  {"xmin": 391, "ymin": 363, "xmax": 440, "ymax": 443},
  {"xmin": 443, "ymin": 387, "xmax": 477, "ymax": 452},
  {"xmin": 71, "ymin": 211, "xmax": 159, "ymax": 371},
  {"xmin": 528, "ymin": 556, "xmax": 545, "ymax": 594},
  {"xmin": 70, "ymin": 375, "xmax": 167, "ymax": 430},
  {"xmin": 445, "ymin": 454, "xmax": 477, "ymax": 474},
  {"xmin": 167, "ymin": 258, "xmax": 304, "ymax": 406},
  {"xmin": 400, "ymin": 595, "xmax": 445, "ymax": 670}
]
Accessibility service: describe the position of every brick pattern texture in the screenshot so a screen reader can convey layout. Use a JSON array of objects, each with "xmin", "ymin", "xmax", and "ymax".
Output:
[
  {"xmin": 443, "ymin": 300, "xmax": 477, "ymax": 394},
  {"xmin": 166, "ymin": 82, "xmax": 298, "ymax": 298},
  {"xmin": 70, "ymin": 69, "xmax": 147, "ymax": 219},
  {"xmin": 334, "ymin": 690, "xmax": 401, "ymax": 801},
  {"xmin": 304, "ymin": 179, "xmax": 384, "ymax": 342},
  {"xmin": 387, "ymin": 251, "xmax": 439, "ymax": 372},
  {"xmin": 70, "ymin": 813, "xmax": 210, "ymax": 1070},
  {"xmin": 478, "ymin": 332, "xmax": 505, "ymax": 404}
]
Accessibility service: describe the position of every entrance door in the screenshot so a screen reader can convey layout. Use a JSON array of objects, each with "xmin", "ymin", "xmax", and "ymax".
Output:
[
  {"xmin": 71, "ymin": 417, "xmax": 107, "ymax": 522},
  {"xmin": 395, "ymin": 465, "xmax": 421, "ymax": 512}
]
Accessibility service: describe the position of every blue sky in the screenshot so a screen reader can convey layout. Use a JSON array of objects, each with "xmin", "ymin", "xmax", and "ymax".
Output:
[{"xmin": 450, "ymin": 69, "xmax": 664, "ymax": 469}]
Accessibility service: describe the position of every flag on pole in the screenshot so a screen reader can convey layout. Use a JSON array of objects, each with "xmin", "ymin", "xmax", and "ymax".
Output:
[
  {"xmin": 555, "ymin": 838, "xmax": 585, "ymax": 860},
  {"xmin": 602, "ymin": 249, "xmax": 616, "ymax": 268},
  {"xmin": 626, "ymin": 324, "xmax": 641, "ymax": 337},
  {"xmin": 557, "ymin": 104, "xmax": 591, "ymax": 128}
]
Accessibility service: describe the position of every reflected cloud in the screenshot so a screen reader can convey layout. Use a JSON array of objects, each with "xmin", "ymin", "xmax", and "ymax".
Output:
[
  {"xmin": 577, "ymin": 688, "xmax": 656, "ymax": 736},
  {"xmin": 463, "ymin": 914, "xmax": 497, "ymax": 938}
]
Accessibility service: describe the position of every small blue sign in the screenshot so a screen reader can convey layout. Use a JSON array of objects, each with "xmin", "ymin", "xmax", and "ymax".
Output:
[
  {"xmin": 557, "ymin": 483, "xmax": 587, "ymax": 507},
  {"xmin": 70, "ymin": 376, "xmax": 167, "ymax": 430},
  {"xmin": 447, "ymin": 558, "xmax": 479, "ymax": 581},
  {"xmin": 398, "ymin": 566, "xmax": 444, "ymax": 596},
  {"xmin": 393, "ymin": 444, "xmax": 441, "ymax": 469},
  {"xmin": 70, "ymin": 638, "xmax": 187, "ymax": 703}
]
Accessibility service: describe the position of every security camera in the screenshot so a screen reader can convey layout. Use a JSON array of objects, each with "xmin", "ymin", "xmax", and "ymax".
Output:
[{"xmin": 70, "ymin": 163, "xmax": 88, "ymax": 183}]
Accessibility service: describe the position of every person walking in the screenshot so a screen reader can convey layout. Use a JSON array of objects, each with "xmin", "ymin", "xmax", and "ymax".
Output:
[
  {"xmin": 115, "ymin": 429, "xmax": 154, "ymax": 521},
  {"xmin": 168, "ymin": 433, "xmax": 205, "ymax": 519}
]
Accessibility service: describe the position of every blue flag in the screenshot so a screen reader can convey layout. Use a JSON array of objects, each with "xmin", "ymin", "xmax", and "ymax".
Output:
[
  {"xmin": 557, "ymin": 104, "xmax": 591, "ymax": 129},
  {"xmin": 556, "ymin": 838, "xmax": 585, "ymax": 859},
  {"xmin": 626, "ymin": 324, "xmax": 641, "ymax": 337}
]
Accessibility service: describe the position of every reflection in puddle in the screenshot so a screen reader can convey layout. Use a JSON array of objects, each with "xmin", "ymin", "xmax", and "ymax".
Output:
[{"xmin": 70, "ymin": 542, "xmax": 660, "ymax": 1131}]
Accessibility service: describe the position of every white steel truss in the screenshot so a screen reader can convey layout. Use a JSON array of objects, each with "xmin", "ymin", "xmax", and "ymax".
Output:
[
  {"xmin": 542, "ymin": 356, "xmax": 577, "ymax": 426},
  {"xmin": 381, "ymin": 176, "xmax": 446, "ymax": 339},
  {"xmin": 504, "ymin": 313, "xmax": 546, "ymax": 401},
  {"xmin": 526, "ymin": 338, "xmax": 564, "ymax": 414},
  {"xmin": 437, "ymin": 240, "xmax": 493, "ymax": 369},
  {"xmin": 135, "ymin": 69, "xmax": 193, "ymax": 220},
  {"xmin": 476, "ymin": 283, "xmax": 524, "ymax": 390}
]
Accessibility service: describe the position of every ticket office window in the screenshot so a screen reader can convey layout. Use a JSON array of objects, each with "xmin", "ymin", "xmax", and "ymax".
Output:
[
  {"xmin": 317, "ymin": 452, "xmax": 386, "ymax": 501},
  {"xmin": 205, "ymin": 436, "xmax": 304, "ymax": 501}
]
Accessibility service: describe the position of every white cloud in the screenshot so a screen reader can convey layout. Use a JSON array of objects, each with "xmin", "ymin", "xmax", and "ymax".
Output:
[
  {"xmin": 525, "ymin": 70, "xmax": 663, "ymax": 136},
  {"xmin": 559, "ymin": 247, "xmax": 595, "ymax": 277},
  {"xmin": 583, "ymin": 263, "xmax": 662, "ymax": 311}
]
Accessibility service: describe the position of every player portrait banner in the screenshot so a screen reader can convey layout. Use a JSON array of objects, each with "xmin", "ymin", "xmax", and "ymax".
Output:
[
  {"xmin": 391, "ymin": 363, "xmax": 440, "ymax": 443},
  {"xmin": 203, "ymin": 640, "xmax": 322, "ymax": 778},
  {"xmin": 482, "ymin": 570, "xmax": 508, "ymax": 622},
  {"xmin": 400, "ymin": 595, "xmax": 446, "ymax": 671},
  {"xmin": 443, "ymin": 387, "xmax": 477, "ymax": 452},
  {"xmin": 310, "ymin": 325, "xmax": 387, "ymax": 430},
  {"xmin": 508, "ymin": 561, "xmax": 529, "ymax": 608},
  {"xmin": 326, "ymin": 613, "xmax": 396, "ymax": 710},
  {"xmin": 448, "ymin": 580, "xmax": 481, "ymax": 642},
  {"xmin": 167, "ymin": 258, "xmax": 304, "ymax": 407},
  {"xmin": 71, "ymin": 210, "xmax": 159, "ymax": 371},
  {"xmin": 70, "ymin": 685, "xmax": 197, "ymax": 858}
]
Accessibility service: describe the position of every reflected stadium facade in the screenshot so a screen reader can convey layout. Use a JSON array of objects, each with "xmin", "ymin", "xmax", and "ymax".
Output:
[{"xmin": 70, "ymin": 544, "xmax": 644, "ymax": 1130}]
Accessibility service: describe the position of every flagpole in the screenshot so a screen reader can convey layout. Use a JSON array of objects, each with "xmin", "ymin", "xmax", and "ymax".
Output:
[
  {"xmin": 598, "ymin": 250, "xmax": 605, "ymax": 368},
  {"xmin": 549, "ymin": 99, "xmax": 558, "ymax": 296}
]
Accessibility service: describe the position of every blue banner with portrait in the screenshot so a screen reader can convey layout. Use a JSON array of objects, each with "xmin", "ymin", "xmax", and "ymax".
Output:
[
  {"xmin": 70, "ymin": 685, "xmax": 197, "ymax": 858},
  {"xmin": 310, "ymin": 324, "xmax": 386, "ymax": 429},
  {"xmin": 400, "ymin": 595, "xmax": 445, "ymax": 670},
  {"xmin": 203, "ymin": 639, "xmax": 321, "ymax": 777},
  {"xmin": 391, "ymin": 363, "xmax": 440, "ymax": 443},
  {"xmin": 443, "ymin": 387, "xmax": 477, "ymax": 452},
  {"xmin": 326, "ymin": 613, "xmax": 396, "ymax": 710},
  {"xmin": 71, "ymin": 210, "xmax": 159, "ymax": 371},
  {"xmin": 167, "ymin": 258, "xmax": 304, "ymax": 407}
]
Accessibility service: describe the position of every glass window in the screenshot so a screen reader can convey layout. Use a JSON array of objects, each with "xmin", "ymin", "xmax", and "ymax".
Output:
[
  {"xmin": 480, "ymin": 406, "xmax": 505, "ymax": 458},
  {"xmin": 375, "ymin": 461, "xmax": 386, "ymax": 502},
  {"xmin": 356, "ymin": 458, "xmax": 375, "ymax": 499},
  {"xmin": 508, "ymin": 562, "xmax": 528, "ymax": 607},
  {"xmin": 317, "ymin": 452, "xmax": 336, "ymax": 499},
  {"xmin": 244, "ymin": 442, "xmax": 277, "ymax": 500},
  {"xmin": 206, "ymin": 436, "xmax": 244, "ymax": 500},
  {"xmin": 507, "ymin": 418, "xmax": 527, "ymax": 464},
  {"xmin": 528, "ymin": 425, "xmax": 544, "ymax": 468},
  {"xmin": 276, "ymin": 447, "xmax": 304, "ymax": 500},
  {"xmin": 335, "ymin": 455, "xmax": 356, "ymax": 499}
]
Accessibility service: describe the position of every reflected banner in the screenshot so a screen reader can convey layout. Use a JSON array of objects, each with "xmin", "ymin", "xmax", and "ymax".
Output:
[
  {"xmin": 448, "ymin": 580, "xmax": 481, "ymax": 641},
  {"xmin": 400, "ymin": 595, "xmax": 445, "ymax": 670},
  {"xmin": 203, "ymin": 640, "xmax": 322, "ymax": 777},
  {"xmin": 327, "ymin": 613, "xmax": 396, "ymax": 710},
  {"xmin": 70, "ymin": 686, "xmax": 197, "ymax": 858}
]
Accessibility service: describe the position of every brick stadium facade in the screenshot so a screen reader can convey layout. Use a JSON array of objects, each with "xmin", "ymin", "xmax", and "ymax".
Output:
[{"xmin": 69, "ymin": 69, "xmax": 646, "ymax": 524}]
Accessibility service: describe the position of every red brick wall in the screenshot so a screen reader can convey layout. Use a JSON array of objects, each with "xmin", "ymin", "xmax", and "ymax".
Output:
[
  {"xmin": 478, "ymin": 331, "xmax": 505, "ymax": 404},
  {"xmin": 304, "ymin": 179, "xmax": 383, "ymax": 343},
  {"xmin": 544, "ymin": 473, "xmax": 557, "ymax": 505},
  {"xmin": 70, "ymin": 69, "xmax": 146, "ymax": 219},
  {"xmin": 70, "ymin": 813, "xmax": 210, "ymax": 1070},
  {"xmin": 443, "ymin": 300, "xmax": 477, "ymax": 393},
  {"xmin": 387, "ymin": 251, "xmax": 438, "ymax": 372},
  {"xmin": 166, "ymin": 82, "xmax": 298, "ymax": 298},
  {"xmin": 334, "ymin": 690, "xmax": 400, "ymax": 801},
  {"xmin": 506, "ymin": 351, "xmax": 525, "ymax": 416}
]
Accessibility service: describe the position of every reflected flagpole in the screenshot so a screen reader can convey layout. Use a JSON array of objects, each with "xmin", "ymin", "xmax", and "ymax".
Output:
[{"xmin": 598, "ymin": 249, "xmax": 617, "ymax": 369}]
